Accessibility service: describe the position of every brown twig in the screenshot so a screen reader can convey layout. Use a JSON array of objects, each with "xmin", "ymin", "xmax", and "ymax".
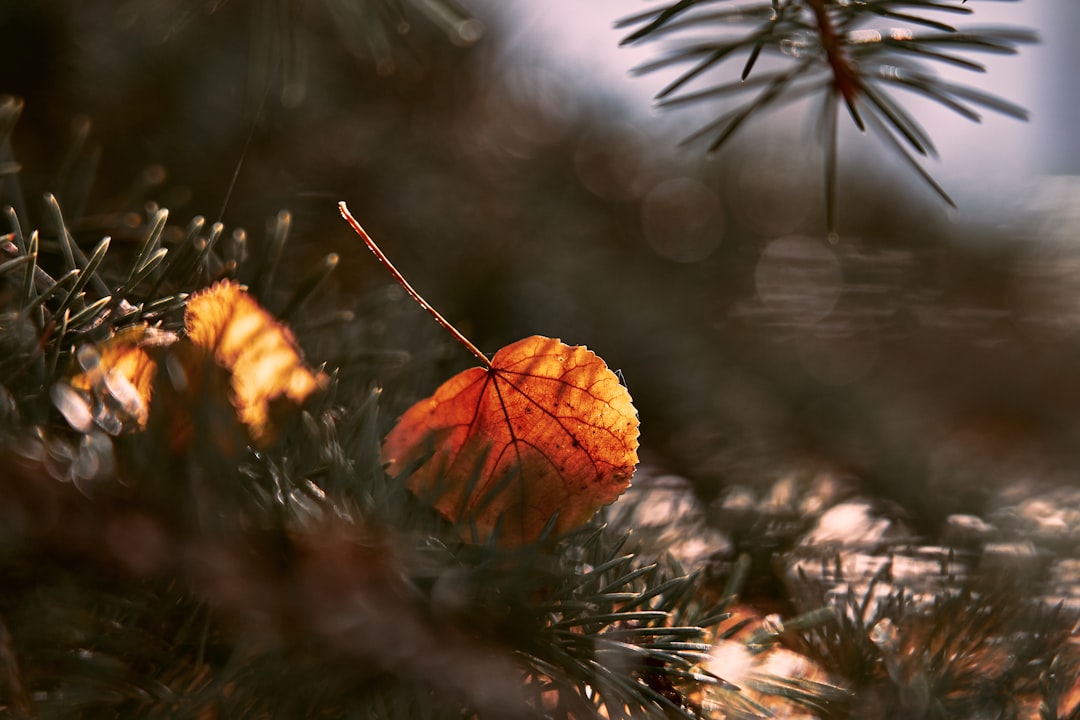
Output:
[
  {"xmin": 338, "ymin": 201, "xmax": 492, "ymax": 368},
  {"xmin": 807, "ymin": 0, "xmax": 860, "ymax": 109}
]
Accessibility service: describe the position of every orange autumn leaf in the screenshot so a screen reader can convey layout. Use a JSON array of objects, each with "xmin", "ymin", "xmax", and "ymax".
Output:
[
  {"xmin": 66, "ymin": 323, "xmax": 177, "ymax": 433},
  {"xmin": 382, "ymin": 335, "xmax": 640, "ymax": 546},
  {"xmin": 185, "ymin": 280, "xmax": 325, "ymax": 446}
]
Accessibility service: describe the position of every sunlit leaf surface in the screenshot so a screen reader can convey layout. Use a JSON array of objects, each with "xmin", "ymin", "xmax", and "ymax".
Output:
[{"xmin": 383, "ymin": 335, "xmax": 640, "ymax": 545}]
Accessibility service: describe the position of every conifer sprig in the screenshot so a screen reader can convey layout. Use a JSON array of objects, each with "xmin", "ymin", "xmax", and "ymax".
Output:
[
  {"xmin": 619, "ymin": 0, "xmax": 1036, "ymax": 235},
  {"xmin": 1, "ymin": 98, "xmax": 838, "ymax": 718}
]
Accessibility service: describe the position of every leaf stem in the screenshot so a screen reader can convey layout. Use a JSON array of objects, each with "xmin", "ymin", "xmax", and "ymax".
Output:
[{"xmin": 338, "ymin": 201, "xmax": 492, "ymax": 368}]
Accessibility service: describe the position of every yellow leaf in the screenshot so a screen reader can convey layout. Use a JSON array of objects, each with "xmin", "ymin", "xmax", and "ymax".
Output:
[{"xmin": 184, "ymin": 280, "xmax": 325, "ymax": 446}]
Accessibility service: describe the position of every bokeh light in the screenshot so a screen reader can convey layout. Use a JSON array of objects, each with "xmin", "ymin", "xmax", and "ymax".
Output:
[{"xmin": 754, "ymin": 235, "xmax": 842, "ymax": 325}]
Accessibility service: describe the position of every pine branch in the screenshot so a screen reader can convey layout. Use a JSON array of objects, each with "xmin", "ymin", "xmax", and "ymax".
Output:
[
  {"xmin": 620, "ymin": 0, "xmax": 1037, "ymax": 236},
  {"xmin": 2, "ymin": 104, "xmax": 777, "ymax": 718}
]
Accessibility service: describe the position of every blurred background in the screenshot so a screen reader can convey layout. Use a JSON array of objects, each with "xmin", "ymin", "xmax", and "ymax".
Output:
[{"xmin": 2, "ymin": 0, "xmax": 1079, "ymax": 546}]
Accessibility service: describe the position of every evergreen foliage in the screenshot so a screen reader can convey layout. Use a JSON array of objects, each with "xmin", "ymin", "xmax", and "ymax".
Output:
[
  {"xmin": 619, "ymin": 0, "xmax": 1037, "ymax": 233},
  {"xmin": 0, "ymin": 97, "xmax": 798, "ymax": 715},
  {"xmin": 2, "ymin": 3, "xmax": 1078, "ymax": 719}
]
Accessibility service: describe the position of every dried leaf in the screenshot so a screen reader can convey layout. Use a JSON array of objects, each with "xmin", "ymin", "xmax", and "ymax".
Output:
[
  {"xmin": 184, "ymin": 280, "xmax": 325, "ymax": 446},
  {"xmin": 382, "ymin": 335, "xmax": 640, "ymax": 546},
  {"xmin": 68, "ymin": 323, "xmax": 177, "ymax": 432}
]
